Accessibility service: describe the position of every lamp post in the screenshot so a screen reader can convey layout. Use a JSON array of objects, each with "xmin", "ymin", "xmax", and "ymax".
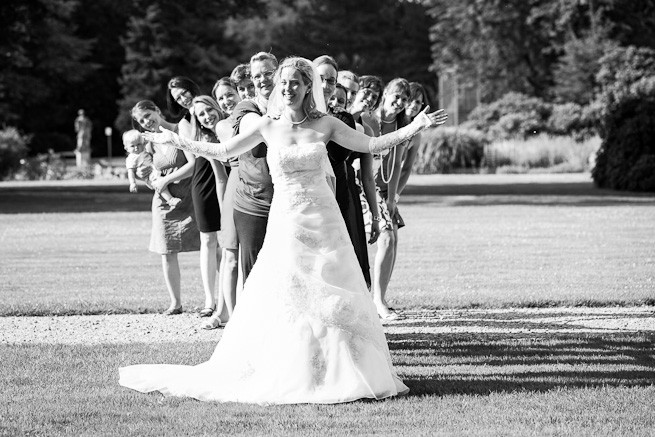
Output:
[{"xmin": 104, "ymin": 126, "xmax": 113, "ymax": 167}]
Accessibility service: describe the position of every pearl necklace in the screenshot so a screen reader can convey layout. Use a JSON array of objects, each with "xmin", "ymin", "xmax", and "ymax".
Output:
[
  {"xmin": 373, "ymin": 112, "xmax": 398, "ymax": 185},
  {"xmin": 282, "ymin": 112, "xmax": 308, "ymax": 125}
]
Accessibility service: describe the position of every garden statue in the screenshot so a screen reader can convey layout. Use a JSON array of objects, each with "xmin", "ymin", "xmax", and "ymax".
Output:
[{"xmin": 74, "ymin": 109, "xmax": 92, "ymax": 168}]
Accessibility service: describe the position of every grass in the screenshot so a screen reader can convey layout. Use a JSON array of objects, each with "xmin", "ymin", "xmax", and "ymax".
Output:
[
  {"xmin": 486, "ymin": 134, "xmax": 601, "ymax": 173},
  {"xmin": 2, "ymin": 176, "xmax": 654, "ymax": 435},
  {"xmin": 2, "ymin": 329, "xmax": 654, "ymax": 436},
  {"xmin": 1, "ymin": 176, "xmax": 654, "ymax": 316}
]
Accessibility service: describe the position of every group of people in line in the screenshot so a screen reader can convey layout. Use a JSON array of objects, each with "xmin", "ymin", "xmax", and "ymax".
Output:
[
  {"xmin": 118, "ymin": 52, "xmax": 447, "ymax": 404},
  {"xmin": 122, "ymin": 51, "xmax": 433, "ymax": 329}
]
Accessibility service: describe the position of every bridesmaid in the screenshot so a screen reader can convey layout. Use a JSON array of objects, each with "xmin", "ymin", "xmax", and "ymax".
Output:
[
  {"xmin": 313, "ymin": 55, "xmax": 373, "ymax": 287},
  {"xmin": 313, "ymin": 55, "xmax": 349, "ymax": 197},
  {"xmin": 346, "ymin": 75, "xmax": 387, "ymax": 280},
  {"xmin": 131, "ymin": 100, "xmax": 199, "ymax": 314},
  {"xmin": 230, "ymin": 64, "xmax": 256, "ymax": 101},
  {"xmin": 397, "ymin": 82, "xmax": 430, "ymax": 197},
  {"xmin": 202, "ymin": 78, "xmax": 243, "ymax": 329},
  {"xmin": 337, "ymin": 70, "xmax": 360, "ymax": 111},
  {"xmin": 361, "ymin": 78, "xmax": 412, "ymax": 320},
  {"xmin": 168, "ymin": 76, "xmax": 226, "ymax": 317}
]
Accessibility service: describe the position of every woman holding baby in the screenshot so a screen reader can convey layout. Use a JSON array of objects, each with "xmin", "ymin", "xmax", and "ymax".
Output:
[{"xmin": 130, "ymin": 100, "xmax": 200, "ymax": 315}]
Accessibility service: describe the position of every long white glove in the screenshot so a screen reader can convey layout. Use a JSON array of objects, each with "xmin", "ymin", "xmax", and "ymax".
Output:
[{"xmin": 368, "ymin": 107, "xmax": 447, "ymax": 154}]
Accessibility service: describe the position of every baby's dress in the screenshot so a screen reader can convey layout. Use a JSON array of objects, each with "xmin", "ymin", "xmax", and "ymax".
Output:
[
  {"xmin": 126, "ymin": 151, "xmax": 156, "ymax": 189},
  {"xmin": 120, "ymin": 141, "xmax": 408, "ymax": 404}
]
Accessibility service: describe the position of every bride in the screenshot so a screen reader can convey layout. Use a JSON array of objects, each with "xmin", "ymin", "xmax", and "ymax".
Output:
[{"xmin": 119, "ymin": 57, "xmax": 447, "ymax": 404}]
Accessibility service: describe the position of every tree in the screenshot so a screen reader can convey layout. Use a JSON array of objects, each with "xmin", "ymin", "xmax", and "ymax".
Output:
[
  {"xmin": 428, "ymin": 0, "xmax": 567, "ymax": 102},
  {"xmin": 116, "ymin": 3, "xmax": 174, "ymax": 130},
  {"xmin": 428, "ymin": 0, "xmax": 655, "ymax": 104},
  {"xmin": 223, "ymin": 0, "xmax": 302, "ymax": 62},
  {"xmin": 601, "ymin": 0, "xmax": 655, "ymax": 50},
  {"xmin": 0, "ymin": 0, "xmax": 96, "ymax": 152},
  {"xmin": 72, "ymin": 0, "xmax": 134, "ymax": 157},
  {"xmin": 116, "ymin": 0, "xmax": 262, "ymax": 130},
  {"xmin": 271, "ymin": 0, "xmax": 434, "ymax": 85},
  {"xmin": 551, "ymin": 34, "xmax": 618, "ymax": 105}
]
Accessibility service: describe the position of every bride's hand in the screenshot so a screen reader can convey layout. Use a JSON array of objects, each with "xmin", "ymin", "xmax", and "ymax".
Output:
[
  {"xmin": 142, "ymin": 126, "xmax": 178, "ymax": 146},
  {"xmin": 415, "ymin": 106, "xmax": 448, "ymax": 129}
]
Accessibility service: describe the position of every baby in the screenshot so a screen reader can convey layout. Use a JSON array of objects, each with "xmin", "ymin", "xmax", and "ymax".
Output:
[{"xmin": 122, "ymin": 130, "xmax": 180, "ymax": 206}]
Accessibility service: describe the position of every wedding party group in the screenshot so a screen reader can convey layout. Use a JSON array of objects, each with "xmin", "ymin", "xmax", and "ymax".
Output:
[{"xmin": 118, "ymin": 50, "xmax": 447, "ymax": 405}]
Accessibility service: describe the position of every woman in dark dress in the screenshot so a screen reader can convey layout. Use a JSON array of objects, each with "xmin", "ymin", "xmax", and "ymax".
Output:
[
  {"xmin": 168, "ymin": 77, "xmax": 226, "ymax": 317},
  {"xmin": 314, "ymin": 55, "xmax": 372, "ymax": 287},
  {"xmin": 201, "ymin": 78, "xmax": 243, "ymax": 329}
]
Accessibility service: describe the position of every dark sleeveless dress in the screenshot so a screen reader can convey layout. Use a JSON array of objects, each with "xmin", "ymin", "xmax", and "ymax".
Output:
[
  {"xmin": 345, "ymin": 151, "xmax": 370, "ymax": 287},
  {"xmin": 327, "ymin": 110, "xmax": 371, "ymax": 288},
  {"xmin": 191, "ymin": 129, "xmax": 221, "ymax": 233}
]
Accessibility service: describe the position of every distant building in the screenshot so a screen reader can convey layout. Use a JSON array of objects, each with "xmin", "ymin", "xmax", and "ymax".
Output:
[{"xmin": 439, "ymin": 68, "xmax": 480, "ymax": 126}]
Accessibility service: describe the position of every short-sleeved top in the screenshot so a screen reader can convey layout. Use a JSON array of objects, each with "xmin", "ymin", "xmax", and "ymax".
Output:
[
  {"xmin": 125, "ymin": 151, "xmax": 153, "ymax": 170},
  {"xmin": 230, "ymin": 100, "xmax": 273, "ymax": 218}
]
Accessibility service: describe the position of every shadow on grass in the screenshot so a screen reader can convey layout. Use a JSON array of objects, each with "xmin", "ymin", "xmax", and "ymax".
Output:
[
  {"xmin": 0, "ymin": 184, "xmax": 152, "ymax": 213},
  {"xmin": 401, "ymin": 195, "xmax": 655, "ymax": 207},
  {"xmin": 2, "ymin": 177, "xmax": 654, "ymax": 213},
  {"xmin": 390, "ymin": 331, "xmax": 655, "ymax": 397},
  {"xmin": 401, "ymin": 178, "xmax": 655, "ymax": 207}
]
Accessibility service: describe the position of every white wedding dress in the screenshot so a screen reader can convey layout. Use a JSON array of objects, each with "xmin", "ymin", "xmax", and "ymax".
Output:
[{"xmin": 119, "ymin": 141, "xmax": 409, "ymax": 404}]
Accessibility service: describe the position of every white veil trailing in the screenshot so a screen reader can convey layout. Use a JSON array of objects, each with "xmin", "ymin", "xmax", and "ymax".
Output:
[
  {"xmin": 308, "ymin": 59, "xmax": 327, "ymax": 114},
  {"xmin": 266, "ymin": 57, "xmax": 327, "ymax": 119},
  {"xmin": 265, "ymin": 56, "xmax": 334, "ymax": 191}
]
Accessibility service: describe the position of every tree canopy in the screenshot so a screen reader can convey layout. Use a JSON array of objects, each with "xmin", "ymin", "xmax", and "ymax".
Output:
[{"xmin": 1, "ymin": 0, "xmax": 654, "ymax": 155}]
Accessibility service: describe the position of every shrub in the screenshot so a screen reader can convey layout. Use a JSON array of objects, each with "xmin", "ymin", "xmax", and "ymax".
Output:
[
  {"xmin": 548, "ymin": 102, "xmax": 598, "ymax": 141},
  {"xmin": 485, "ymin": 134, "xmax": 601, "ymax": 172},
  {"xmin": 462, "ymin": 92, "xmax": 552, "ymax": 140},
  {"xmin": 592, "ymin": 46, "xmax": 655, "ymax": 192},
  {"xmin": 592, "ymin": 77, "xmax": 655, "ymax": 191},
  {"xmin": 14, "ymin": 150, "xmax": 67, "ymax": 181},
  {"xmin": 596, "ymin": 46, "xmax": 655, "ymax": 104},
  {"xmin": 413, "ymin": 127, "xmax": 488, "ymax": 174},
  {"xmin": 0, "ymin": 127, "xmax": 30, "ymax": 180}
]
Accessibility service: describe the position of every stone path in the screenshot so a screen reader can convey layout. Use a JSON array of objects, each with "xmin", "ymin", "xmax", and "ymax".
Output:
[{"xmin": 1, "ymin": 306, "xmax": 653, "ymax": 345}]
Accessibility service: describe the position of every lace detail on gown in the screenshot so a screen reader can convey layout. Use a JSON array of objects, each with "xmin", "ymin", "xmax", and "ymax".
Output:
[{"xmin": 119, "ymin": 141, "xmax": 409, "ymax": 404}]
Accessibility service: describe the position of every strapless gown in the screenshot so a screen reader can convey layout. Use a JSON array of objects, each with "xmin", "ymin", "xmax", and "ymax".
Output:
[{"xmin": 119, "ymin": 141, "xmax": 409, "ymax": 404}]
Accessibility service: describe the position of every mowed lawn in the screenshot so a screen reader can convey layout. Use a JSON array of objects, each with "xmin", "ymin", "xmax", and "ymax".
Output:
[
  {"xmin": 1, "ymin": 175, "xmax": 655, "ymax": 436},
  {"xmin": 0, "ymin": 174, "xmax": 653, "ymax": 315},
  {"xmin": 2, "ymin": 331, "xmax": 654, "ymax": 436}
]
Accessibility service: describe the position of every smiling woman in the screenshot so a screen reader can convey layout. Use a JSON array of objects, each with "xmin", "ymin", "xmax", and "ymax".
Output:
[
  {"xmin": 312, "ymin": 55, "xmax": 373, "ymax": 288},
  {"xmin": 167, "ymin": 77, "xmax": 226, "ymax": 319},
  {"xmin": 360, "ymin": 78, "xmax": 414, "ymax": 321},
  {"xmin": 130, "ymin": 100, "xmax": 200, "ymax": 315},
  {"xmin": 201, "ymin": 81, "xmax": 243, "ymax": 328},
  {"xmin": 119, "ymin": 56, "xmax": 447, "ymax": 405}
]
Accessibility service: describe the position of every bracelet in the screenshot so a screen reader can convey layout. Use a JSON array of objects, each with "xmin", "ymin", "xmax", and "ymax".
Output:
[{"xmin": 372, "ymin": 215, "xmax": 381, "ymax": 222}]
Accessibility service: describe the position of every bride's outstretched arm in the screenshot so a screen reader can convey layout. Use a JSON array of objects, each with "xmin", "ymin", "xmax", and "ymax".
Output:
[
  {"xmin": 329, "ymin": 107, "xmax": 448, "ymax": 154},
  {"xmin": 143, "ymin": 117, "xmax": 268, "ymax": 161}
]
